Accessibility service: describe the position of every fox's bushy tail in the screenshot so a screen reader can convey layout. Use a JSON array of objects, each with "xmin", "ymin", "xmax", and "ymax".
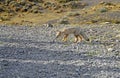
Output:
[{"xmin": 80, "ymin": 31, "xmax": 90, "ymax": 41}]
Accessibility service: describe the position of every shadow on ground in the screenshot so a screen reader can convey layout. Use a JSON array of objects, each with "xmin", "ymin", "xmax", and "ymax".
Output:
[{"xmin": 0, "ymin": 35, "xmax": 120, "ymax": 78}]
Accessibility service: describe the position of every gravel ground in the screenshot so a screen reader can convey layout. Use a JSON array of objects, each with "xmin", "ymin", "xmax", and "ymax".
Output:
[{"xmin": 0, "ymin": 24, "xmax": 120, "ymax": 78}]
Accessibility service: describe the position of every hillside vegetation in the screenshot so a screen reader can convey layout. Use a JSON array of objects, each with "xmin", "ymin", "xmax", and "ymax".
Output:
[{"xmin": 0, "ymin": 0, "xmax": 120, "ymax": 25}]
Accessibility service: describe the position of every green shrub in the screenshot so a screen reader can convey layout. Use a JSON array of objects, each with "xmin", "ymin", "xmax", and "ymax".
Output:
[
  {"xmin": 99, "ymin": 8, "xmax": 108, "ymax": 13},
  {"xmin": 57, "ymin": 0, "xmax": 79, "ymax": 3},
  {"xmin": 67, "ymin": 12, "xmax": 80, "ymax": 16}
]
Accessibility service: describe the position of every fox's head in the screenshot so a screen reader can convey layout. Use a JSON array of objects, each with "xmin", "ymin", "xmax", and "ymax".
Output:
[{"xmin": 56, "ymin": 31, "xmax": 62, "ymax": 38}]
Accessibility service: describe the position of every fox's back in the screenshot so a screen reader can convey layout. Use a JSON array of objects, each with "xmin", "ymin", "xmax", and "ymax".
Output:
[{"xmin": 62, "ymin": 27, "xmax": 82, "ymax": 35}]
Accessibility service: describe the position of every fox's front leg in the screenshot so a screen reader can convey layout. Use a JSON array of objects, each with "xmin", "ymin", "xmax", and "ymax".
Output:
[
  {"xmin": 78, "ymin": 35, "xmax": 83, "ymax": 42},
  {"xmin": 74, "ymin": 35, "xmax": 79, "ymax": 43},
  {"xmin": 62, "ymin": 34, "xmax": 68, "ymax": 42}
]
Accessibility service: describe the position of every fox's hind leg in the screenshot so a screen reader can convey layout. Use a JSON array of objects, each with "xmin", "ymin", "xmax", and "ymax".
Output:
[{"xmin": 62, "ymin": 34, "xmax": 68, "ymax": 42}]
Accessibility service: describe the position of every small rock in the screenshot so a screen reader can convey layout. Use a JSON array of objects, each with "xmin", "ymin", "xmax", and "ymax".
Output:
[
  {"xmin": 104, "ymin": 22, "xmax": 111, "ymax": 24},
  {"xmin": 58, "ymin": 17, "xmax": 69, "ymax": 24},
  {"xmin": 0, "ymin": 18, "xmax": 3, "ymax": 22},
  {"xmin": 107, "ymin": 48, "xmax": 113, "ymax": 52},
  {"xmin": 0, "ymin": 6, "xmax": 4, "ymax": 12},
  {"xmin": 43, "ymin": 23, "xmax": 54, "ymax": 27},
  {"xmin": 116, "ymin": 34, "xmax": 120, "ymax": 38},
  {"xmin": 1, "ymin": 60, "xmax": 9, "ymax": 66}
]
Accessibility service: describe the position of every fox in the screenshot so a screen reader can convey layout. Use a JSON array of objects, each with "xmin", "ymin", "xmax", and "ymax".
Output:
[{"xmin": 55, "ymin": 27, "xmax": 90, "ymax": 43}]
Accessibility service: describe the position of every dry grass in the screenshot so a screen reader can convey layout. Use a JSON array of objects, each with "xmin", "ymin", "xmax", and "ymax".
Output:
[
  {"xmin": 66, "ymin": 2, "xmax": 120, "ymax": 24},
  {"xmin": 0, "ymin": 1, "xmax": 120, "ymax": 25},
  {"xmin": 0, "ymin": 12, "xmax": 65, "ymax": 25}
]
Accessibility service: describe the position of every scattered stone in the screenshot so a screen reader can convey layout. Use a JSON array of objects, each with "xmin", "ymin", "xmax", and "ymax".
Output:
[
  {"xmin": 57, "ymin": 0, "xmax": 79, "ymax": 3},
  {"xmin": 107, "ymin": 48, "xmax": 113, "ymax": 52},
  {"xmin": 30, "ymin": 5, "xmax": 43, "ymax": 13},
  {"xmin": 47, "ymin": 23, "xmax": 54, "ymax": 27},
  {"xmin": 55, "ymin": 9, "xmax": 65, "ymax": 13},
  {"xmin": 65, "ymin": 1, "xmax": 88, "ymax": 9},
  {"xmin": 19, "ymin": 0, "xmax": 26, "ymax": 5},
  {"xmin": 43, "ymin": 23, "xmax": 54, "ymax": 27},
  {"xmin": 0, "ymin": 24, "xmax": 119, "ymax": 78},
  {"xmin": 1, "ymin": 60, "xmax": 9, "ymax": 66},
  {"xmin": 28, "ymin": 0, "xmax": 44, "ymax": 3},
  {"xmin": 0, "ymin": 17, "xmax": 3, "ymax": 22},
  {"xmin": 58, "ymin": 17, "xmax": 69, "ymax": 24},
  {"xmin": 0, "ymin": 6, "xmax": 4, "ymax": 12},
  {"xmin": 104, "ymin": 22, "xmax": 111, "ymax": 24},
  {"xmin": 67, "ymin": 12, "xmax": 80, "ymax": 16},
  {"xmin": 116, "ymin": 34, "xmax": 120, "ymax": 38}
]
